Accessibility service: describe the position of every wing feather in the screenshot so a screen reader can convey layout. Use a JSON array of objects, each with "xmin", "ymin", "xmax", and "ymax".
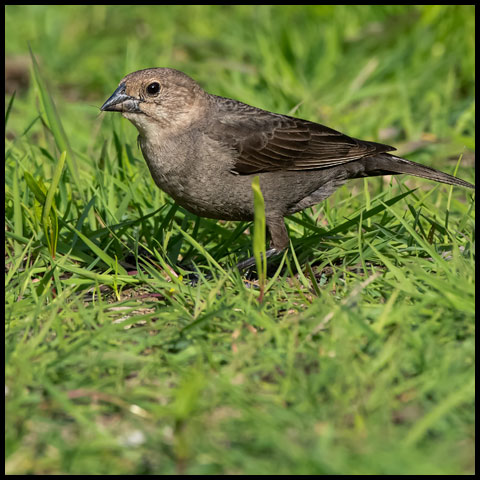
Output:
[{"xmin": 206, "ymin": 96, "xmax": 395, "ymax": 175}]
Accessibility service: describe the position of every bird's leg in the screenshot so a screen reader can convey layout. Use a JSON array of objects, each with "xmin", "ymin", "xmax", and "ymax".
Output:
[
  {"xmin": 236, "ymin": 216, "xmax": 288, "ymax": 271},
  {"xmin": 266, "ymin": 216, "xmax": 289, "ymax": 251}
]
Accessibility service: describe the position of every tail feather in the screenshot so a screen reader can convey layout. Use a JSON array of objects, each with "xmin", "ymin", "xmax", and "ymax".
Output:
[{"xmin": 370, "ymin": 154, "xmax": 474, "ymax": 189}]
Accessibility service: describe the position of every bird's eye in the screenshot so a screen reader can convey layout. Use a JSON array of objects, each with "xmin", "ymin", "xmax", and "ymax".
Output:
[{"xmin": 146, "ymin": 82, "xmax": 160, "ymax": 96}]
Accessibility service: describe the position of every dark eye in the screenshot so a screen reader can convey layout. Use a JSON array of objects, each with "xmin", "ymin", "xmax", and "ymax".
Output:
[{"xmin": 146, "ymin": 82, "xmax": 160, "ymax": 96}]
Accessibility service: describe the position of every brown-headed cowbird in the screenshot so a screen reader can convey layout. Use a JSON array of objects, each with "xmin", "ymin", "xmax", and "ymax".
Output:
[{"xmin": 101, "ymin": 68, "xmax": 474, "ymax": 268}]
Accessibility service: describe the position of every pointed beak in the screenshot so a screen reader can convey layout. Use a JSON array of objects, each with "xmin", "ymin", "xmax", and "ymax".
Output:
[{"xmin": 100, "ymin": 83, "xmax": 142, "ymax": 113}]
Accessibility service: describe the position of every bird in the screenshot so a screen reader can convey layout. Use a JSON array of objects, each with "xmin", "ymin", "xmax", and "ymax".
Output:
[{"xmin": 101, "ymin": 68, "xmax": 474, "ymax": 269}]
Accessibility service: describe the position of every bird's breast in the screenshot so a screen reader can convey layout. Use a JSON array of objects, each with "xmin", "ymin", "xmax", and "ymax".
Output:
[{"xmin": 138, "ymin": 133, "xmax": 254, "ymax": 221}]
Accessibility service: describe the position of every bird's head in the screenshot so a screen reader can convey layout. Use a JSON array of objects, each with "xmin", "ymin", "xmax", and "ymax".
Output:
[{"xmin": 101, "ymin": 68, "xmax": 209, "ymax": 137}]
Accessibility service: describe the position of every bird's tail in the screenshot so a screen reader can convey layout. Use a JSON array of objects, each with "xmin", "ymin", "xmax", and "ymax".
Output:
[{"xmin": 371, "ymin": 154, "xmax": 474, "ymax": 189}]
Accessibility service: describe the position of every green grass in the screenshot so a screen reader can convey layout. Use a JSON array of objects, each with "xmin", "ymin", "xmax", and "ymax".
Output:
[{"xmin": 5, "ymin": 5, "xmax": 475, "ymax": 475}]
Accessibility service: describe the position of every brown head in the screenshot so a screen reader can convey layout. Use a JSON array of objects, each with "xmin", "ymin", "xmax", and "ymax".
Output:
[{"xmin": 100, "ymin": 68, "xmax": 209, "ymax": 136}]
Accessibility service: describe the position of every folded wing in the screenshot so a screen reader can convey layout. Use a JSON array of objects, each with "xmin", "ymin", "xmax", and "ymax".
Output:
[{"xmin": 206, "ymin": 97, "xmax": 395, "ymax": 174}]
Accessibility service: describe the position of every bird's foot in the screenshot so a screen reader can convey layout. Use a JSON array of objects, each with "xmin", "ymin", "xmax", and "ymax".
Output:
[{"xmin": 236, "ymin": 248, "xmax": 283, "ymax": 271}]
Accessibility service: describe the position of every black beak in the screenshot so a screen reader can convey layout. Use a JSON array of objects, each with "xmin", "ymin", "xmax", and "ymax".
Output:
[{"xmin": 100, "ymin": 83, "xmax": 141, "ymax": 113}]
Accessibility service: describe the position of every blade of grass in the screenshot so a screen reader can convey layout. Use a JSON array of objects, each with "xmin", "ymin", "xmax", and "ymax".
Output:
[
  {"xmin": 327, "ymin": 188, "xmax": 416, "ymax": 236},
  {"xmin": 403, "ymin": 377, "xmax": 474, "ymax": 446},
  {"xmin": 42, "ymin": 150, "xmax": 67, "ymax": 258},
  {"xmin": 251, "ymin": 176, "xmax": 267, "ymax": 302},
  {"xmin": 265, "ymin": 250, "xmax": 288, "ymax": 293},
  {"xmin": 24, "ymin": 171, "xmax": 59, "ymax": 255},
  {"xmin": 289, "ymin": 240, "xmax": 312, "ymax": 291},
  {"xmin": 305, "ymin": 262, "xmax": 322, "ymax": 297},
  {"xmin": 64, "ymin": 224, "xmax": 128, "ymax": 276},
  {"xmin": 364, "ymin": 239, "xmax": 416, "ymax": 294},
  {"xmin": 382, "ymin": 200, "xmax": 453, "ymax": 272},
  {"xmin": 12, "ymin": 163, "xmax": 23, "ymax": 259},
  {"xmin": 5, "ymin": 91, "xmax": 16, "ymax": 130},
  {"xmin": 56, "ymin": 261, "xmax": 136, "ymax": 285},
  {"xmin": 5, "ymin": 237, "xmax": 34, "ymax": 287},
  {"xmin": 29, "ymin": 47, "xmax": 85, "ymax": 203},
  {"xmin": 176, "ymin": 228, "xmax": 229, "ymax": 278},
  {"xmin": 445, "ymin": 153, "xmax": 464, "ymax": 231}
]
